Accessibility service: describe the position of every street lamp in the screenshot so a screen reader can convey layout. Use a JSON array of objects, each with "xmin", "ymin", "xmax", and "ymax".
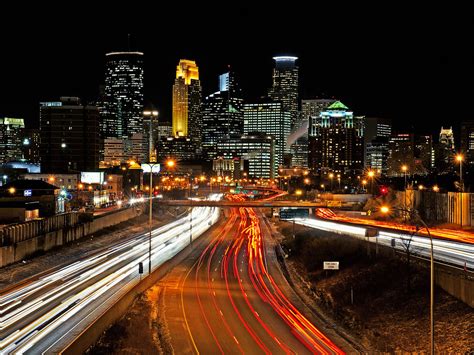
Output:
[
  {"xmin": 367, "ymin": 170, "xmax": 375, "ymax": 195},
  {"xmin": 380, "ymin": 205, "xmax": 434, "ymax": 354},
  {"xmin": 141, "ymin": 162, "xmax": 161, "ymax": 275},
  {"xmin": 456, "ymin": 154, "xmax": 464, "ymax": 228},
  {"xmin": 362, "ymin": 179, "xmax": 367, "ymax": 192},
  {"xmin": 401, "ymin": 165, "xmax": 408, "ymax": 221},
  {"xmin": 329, "ymin": 173, "xmax": 334, "ymax": 191},
  {"xmin": 143, "ymin": 110, "xmax": 159, "ymax": 163},
  {"xmin": 337, "ymin": 174, "xmax": 341, "ymax": 190}
]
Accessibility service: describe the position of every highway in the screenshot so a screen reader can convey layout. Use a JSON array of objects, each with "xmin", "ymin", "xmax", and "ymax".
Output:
[
  {"xmin": 0, "ymin": 195, "xmax": 221, "ymax": 354},
  {"xmin": 294, "ymin": 217, "xmax": 474, "ymax": 271},
  {"xmin": 161, "ymin": 196, "xmax": 347, "ymax": 354},
  {"xmin": 156, "ymin": 199, "xmax": 322, "ymax": 208}
]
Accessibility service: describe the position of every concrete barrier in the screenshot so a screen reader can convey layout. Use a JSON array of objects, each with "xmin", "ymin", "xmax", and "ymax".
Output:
[{"xmin": 0, "ymin": 207, "xmax": 143, "ymax": 268}]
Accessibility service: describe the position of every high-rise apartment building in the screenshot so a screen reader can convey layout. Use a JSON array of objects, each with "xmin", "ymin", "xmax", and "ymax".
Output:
[
  {"xmin": 0, "ymin": 117, "xmax": 25, "ymax": 163},
  {"xmin": 268, "ymin": 56, "xmax": 299, "ymax": 127},
  {"xmin": 243, "ymin": 100, "xmax": 291, "ymax": 170},
  {"xmin": 308, "ymin": 101, "xmax": 364, "ymax": 175},
  {"xmin": 39, "ymin": 97, "xmax": 100, "ymax": 173},
  {"xmin": 102, "ymin": 51, "xmax": 144, "ymax": 139},
  {"xmin": 172, "ymin": 59, "xmax": 202, "ymax": 145}
]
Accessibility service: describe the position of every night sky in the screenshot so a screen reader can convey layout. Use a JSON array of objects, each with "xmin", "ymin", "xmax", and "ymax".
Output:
[{"xmin": 1, "ymin": 4, "xmax": 472, "ymax": 138}]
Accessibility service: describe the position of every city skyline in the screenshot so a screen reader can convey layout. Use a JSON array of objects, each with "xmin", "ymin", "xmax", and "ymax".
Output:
[{"xmin": 1, "ymin": 5, "xmax": 472, "ymax": 138}]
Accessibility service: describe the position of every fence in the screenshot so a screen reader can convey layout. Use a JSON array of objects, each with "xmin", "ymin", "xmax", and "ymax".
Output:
[
  {"xmin": 396, "ymin": 190, "xmax": 474, "ymax": 227},
  {"xmin": 0, "ymin": 213, "xmax": 81, "ymax": 246}
]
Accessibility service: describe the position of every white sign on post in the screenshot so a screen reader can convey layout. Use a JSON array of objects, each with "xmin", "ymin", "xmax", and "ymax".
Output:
[{"xmin": 323, "ymin": 261, "xmax": 339, "ymax": 270}]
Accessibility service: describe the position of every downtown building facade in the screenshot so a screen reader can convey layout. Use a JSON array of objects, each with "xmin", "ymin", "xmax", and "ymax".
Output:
[
  {"xmin": 39, "ymin": 97, "xmax": 100, "ymax": 173},
  {"xmin": 217, "ymin": 133, "xmax": 275, "ymax": 178},
  {"xmin": 0, "ymin": 117, "xmax": 25, "ymax": 163},
  {"xmin": 387, "ymin": 133, "xmax": 434, "ymax": 177},
  {"xmin": 202, "ymin": 71, "xmax": 244, "ymax": 161},
  {"xmin": 102, "ymin": 52, "xmax": 144, "ymax": 139},
  {"xmin": 22, "ymin": 128, "xmax": 41, "ymax": 164},
  {"xmin": 460, "ymin": 121, "xmax": 474, "ymax": 165},
  {"xmin": 364, "ymin": 117, "xmax": 392, "ymax": 175},
  {"xmin": 268, "ymin": 56, "xmax": 299, "ymax": 127},
  {"xmin": 172, "ymin": 59, "xmax": 202, "ymax": 146},
  {"xmin": 435, "ymin": 127, "xmax": 456, "ymax": 173},
  {"xmin": 308, "ymin": 101, "xmax": 364, "ymax": 175},
  {"xmin": 243, "ymin": 100, "xmax": 291, "ymax": 171},
  {"xmin": 288, "ymin": 99, "xmax": 336, "ymax": 168},
  {"xmin": 100, "ymin": 51, "xmax": 145, "ymax": 166}
]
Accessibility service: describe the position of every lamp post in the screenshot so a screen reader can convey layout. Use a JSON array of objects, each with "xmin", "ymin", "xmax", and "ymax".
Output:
[
  {"xmin": 143, "ymin": 110, "xmax": 158, "ymax": 162},
  {"xmin": 337, "ymin": 174, "xmax": 341, "ymax": 190},
  {"xmin": 329, "ymin": 173, "xmax": 334, "ymax": 191},
  {"xmin": 141, "ymin": 162, "xmax": 161, "ymax": 275},
  {"xmin": 367, "ymin": 170, "xmax": 375, "ymax": 195},
  {"xmin": 401, "ymin": 165, "xmax": 408, "ymax": 221},
  {"xmin": 456, "ymin": 154, "xmax": 464, "ymax": 228},
  {"xmin": 381, "ymin": 205, "xmax": 434, "ymax": 354}
]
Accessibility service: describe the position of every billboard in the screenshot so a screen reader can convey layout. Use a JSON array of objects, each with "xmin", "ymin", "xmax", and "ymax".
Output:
[{"xmin": 81, "ymin": 172, "xmax": 104, "ymax": 184}]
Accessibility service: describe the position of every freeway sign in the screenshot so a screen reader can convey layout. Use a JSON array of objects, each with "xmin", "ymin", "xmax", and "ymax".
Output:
[
  {"xmin": 279, "ymin": 208, "xmax": 309, "ymax": 220},
  {"xmin": 323, "ymin": 261, "xmax": 339, "ymax": 270}
]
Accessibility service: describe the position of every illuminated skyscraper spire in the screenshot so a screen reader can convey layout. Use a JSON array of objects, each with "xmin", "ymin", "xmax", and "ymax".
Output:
[{"xmin": 172, "ymin": 59, "xmax": 201, "ymax": 141}]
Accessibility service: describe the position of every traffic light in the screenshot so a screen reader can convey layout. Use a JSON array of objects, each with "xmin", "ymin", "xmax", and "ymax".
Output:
[{"xmin": 379, "ymin": 186, "xmax": 388, "ymax": 196}]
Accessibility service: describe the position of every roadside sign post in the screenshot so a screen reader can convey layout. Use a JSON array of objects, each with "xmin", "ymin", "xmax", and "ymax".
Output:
[
  {"xmin": 323, "ymin": 261, "xmax": 339, "ymax": 278},
  {"xmin": 323, "ymin": 261, "xmax": 339, "ymax": 270}
]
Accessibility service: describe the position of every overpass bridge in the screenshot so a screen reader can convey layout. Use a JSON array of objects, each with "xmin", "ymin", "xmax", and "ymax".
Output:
[{"xmin": 157, "ymin": 200, "xmax": 324, "ymax": 208}]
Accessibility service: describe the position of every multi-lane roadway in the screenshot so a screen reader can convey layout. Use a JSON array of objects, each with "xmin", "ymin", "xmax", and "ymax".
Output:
[
  {"xmin": 295, "ymin": 217, "xmax": 474, "ymax": 271},
  {"xmin": 160, "ymin": 198, "xmax": 351, "ymax": 354},
  {"xmin": 0, "ymin": 197, "xmax": 221, "ymax": 354}
]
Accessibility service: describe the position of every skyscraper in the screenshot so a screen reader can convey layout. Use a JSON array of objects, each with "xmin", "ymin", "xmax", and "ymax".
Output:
[
  {"xmin": 387, "ymin": 133, "xmax": 415, "ymax": 177},
  {"xmin": 308, "ymin": 101, "xmax": 364, "ymax": 175},
  {"xmin": 286, "ymin": 99, "xmax": 335, "ymax": 167},
  {"xmin": 172, "ymin": 59, "xmax": 202, "ymax": 142},
  {"xmin": 243, "ymin": 100, "xmax": 291, "ymax": 170},
  {"xmin": 102, "ymin": 51, "xmax": 144, "ymax": 139},
  {"xmin": 436, "ymin": 127, "xmax": 456, "ymax": 173},
  {"xmin": 0, "ymin": 117, "xmax": 25, "ymax": 163},
  {"xmin": 40, "ymin": 97, "xmax": 100, "ymax": 173},
  {"xmin": 460, "ymin": 121, "xmax": 474, "ymax": 165},
  {"xmin": 202, "ymin": 71, "xmax": 243, "ymax": 161},
  {"xmin": 364, "ymin": 117, "xmax": 392, "ymax": 174},
  {"xmin": 268, "ymin": 56, "xmax": 299, "ymax": 127},
  {"xmin": 22, "ymin": 128, "xmax": 41, "ymax": 164},
  {"xmin": 218, "ymin": 133, "xmax": 276, "ymax": 178},
  {"xmin": 415, "ymin": 135, "xmax": 434, "ymax": 174}
]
